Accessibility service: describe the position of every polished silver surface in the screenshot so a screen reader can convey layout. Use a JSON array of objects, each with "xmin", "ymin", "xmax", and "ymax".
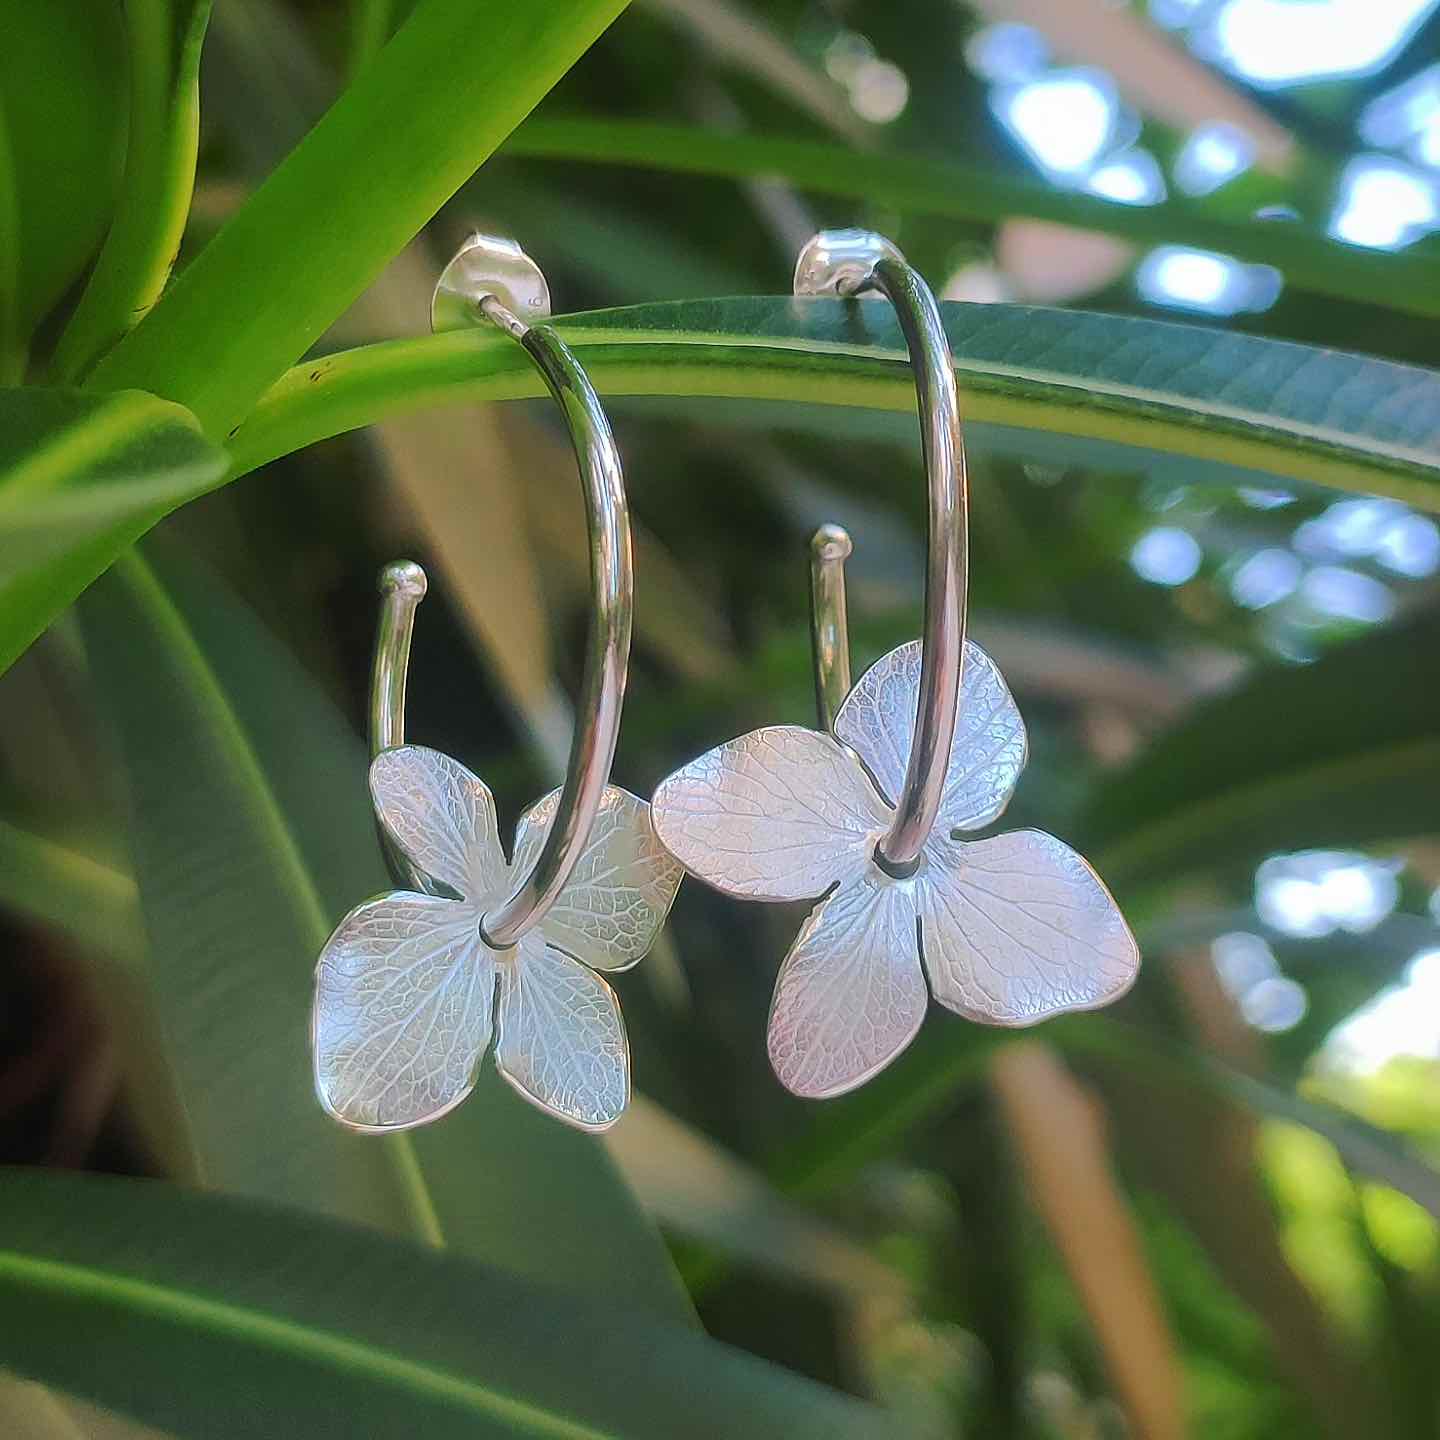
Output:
[
  {"xmin": 494, "ymin": 929, "xmax": 630, "ymax": 1132},
  {"xmin": 370, "ymin": 562, "xmax": 430, "ymax": 892},
  {"xmin": 650, "ymin": 231, "xmax": 1134, "ymax": 1099},
  {"xmin": 316, "ymin": 745, "xmax": 678, "ymax": 1132},
  {"xmin": 432, "ymin": 234, "xmax": 634, "ymax": 950},
  {"xmin": 649, "ymin": 637, "xmax": 1139, "ymax": 1098},
  {"xmin": 795, "ymin": 229, "xmax": 967, "ymax": 872},
  {"xmin": 836, "ymin": 639, "xmax": 1026, "ymax": 832},
  {"xmin": 431, "ymin": 232, "xmax": 551, "ymax": 335},
  {"xmin": 370, "ymin": 745, "xmax": 508, "ymax": 903},
  {"xmin": 917, "ymin": 829, "xmax": 1139, "ymax": 1027},
  {"xmin": 314, "ymin": 236, "xmax": 664, "ymax": 1134},
  {"xmin": 314, "ymin": 892, "xmax": 494, "ymax": 1132},
  {"xmin": 767, "ymin": 871, "xmax": 927, "ymax": 1100},
  {"xmin": 793, "ymin": 228, "xmax": 906, "ymax": 298},
  {"xmin": 808, "ymin": 524, "xmax": 853, "ymax": 735},
  {"xmin": 370, "ymin": 561, "xmax": 427, "ymax": 755},
  {"xmin": 652, "ymin": 725, "xmax": 889, "ymax": 902},
  {"xmin": 510, "ymin": 785, "xmax": 684, "ymax": 973}
]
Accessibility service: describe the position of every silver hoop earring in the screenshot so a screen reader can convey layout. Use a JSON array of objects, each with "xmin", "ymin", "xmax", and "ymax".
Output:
[
  {"xmin": 312, "ymin": 235, "xmax": 681, "ymax": 1134},
  {"xmin": 650, "ymin": 229, "xmax": 1139, "ymax": 1101}
]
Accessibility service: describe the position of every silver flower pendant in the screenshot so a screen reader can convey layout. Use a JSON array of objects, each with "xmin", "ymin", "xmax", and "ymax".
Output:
[
  {"xmin": 314, "ymin": 745, "xmax": 681, "ymax": 1132},
  {"xmin": 313, "ymin": 236, "xmax": 684, "ymax": 1135},
  {"xmin": 652, "ymin": 639, "xmax": 1139, "ymax": 1099}
]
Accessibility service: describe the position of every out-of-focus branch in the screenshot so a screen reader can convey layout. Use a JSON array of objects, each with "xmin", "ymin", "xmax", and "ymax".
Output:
[{"xmin": 991, "ymin": 1042, "xmax": 1186, "ymax": 1440}]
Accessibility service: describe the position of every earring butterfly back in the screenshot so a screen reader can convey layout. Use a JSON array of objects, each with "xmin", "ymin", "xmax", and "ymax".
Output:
[
  {"xmin": 651, "ymin": 229, "xmax": 1139, "ymax": 1100},
  {"xmin": 311, "ymin": 235, "xmax": 681, "ymax": 1134}
]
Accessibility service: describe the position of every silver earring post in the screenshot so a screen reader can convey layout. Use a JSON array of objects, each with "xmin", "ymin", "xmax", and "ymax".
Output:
[{"xmin": 794, "ymin": 229, "xmax": 969, "ymax": 873}]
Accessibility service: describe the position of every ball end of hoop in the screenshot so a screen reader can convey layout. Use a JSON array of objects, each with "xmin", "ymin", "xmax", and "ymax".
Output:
[
  {"xmin": 379, "ymin": 560, "xmax": 428, "ymax": 601},
  {"xmin": 810, "ymin": 523, "xmax": 853, "ymax": 563}
]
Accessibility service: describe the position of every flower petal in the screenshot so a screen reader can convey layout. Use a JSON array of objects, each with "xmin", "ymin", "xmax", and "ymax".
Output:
[
  {"xmin": 494, "ymin": 934, "xmax": 629, "ymax": 1131},
  {"xmin": 917, "ymin": 830, "xmax": 1139, "ymax": 1025},
  {"xmin": 835, "ymin": 640, "xmax": 1026, "ymax": 832},
  {"xmin": 767, "ymin": 876, "xmax": 928, "ymax": 1099},
  {"xmin": 652, "ymin": 725, "xmax": 889, "ymax": 901},
  {"xmin": 313, "ymin": 892, "xmax": 494, "ymax": 1131},
  {"xmin": 370, "ymin": 745, "xmax": 507, "ymax": 903},
  {"xmin": 509, "ymin": 786, "xmax": 681, "ymax": 972}
]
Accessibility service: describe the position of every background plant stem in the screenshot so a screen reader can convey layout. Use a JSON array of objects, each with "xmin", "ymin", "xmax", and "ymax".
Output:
[{"xmin": 85, "ymin": 0, "xmax": 633, "ymax": 436}]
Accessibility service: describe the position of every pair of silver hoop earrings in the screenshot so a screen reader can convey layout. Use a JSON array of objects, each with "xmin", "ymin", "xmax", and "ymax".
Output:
[{"xmin": 311, "ymin": 229, "xmax": 1141, "ymax": 1136}]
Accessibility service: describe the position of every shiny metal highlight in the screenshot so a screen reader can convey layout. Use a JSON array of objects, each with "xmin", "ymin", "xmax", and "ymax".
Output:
[
  {"xmin": 370, "ymin": 560, "xmax": 427, "ymax": 757},
  {"xmin": 317, "ymin": 237, "xmax": 674, "ymax": 1134},
  {"xmin": 808, "ymin": 524, "xmax": 853, "ymax": 735},
  {"xmin": 432, "ymin": 235, "xmax": 634, "ymax": 949},
  {"xmin": 794, "ymin": 230, "xmax": 968, "ymax": 872},
  {"xmin": 370, "ymin": 561, "xmax": 430, "ymax": 893},
  {"xmin": 431, "ymin": 233, "xmax": 550, "ymax": 333},
  {"xmin": 317, "ymin": 744, "xmax": 679, "ymax": 1132},
  {"xmin": 647, "ymin": 230, "xmax": 1138, "ymax": 1101},
  {"xmin": 650, "ymin": 638, "xmax": 1140, "ymax": 1098}
]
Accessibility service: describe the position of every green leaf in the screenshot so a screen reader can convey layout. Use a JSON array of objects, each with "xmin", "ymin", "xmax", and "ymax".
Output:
[
  {"xmin": 761, "ymin": 1013, "xmax": 1440, "ymax": 1227},
  {"xmin": 0, "ymin": 1170, "xmax": 899, "ymax": 1440},
  {"xmin": 1080, "ymin": 610, "xmax": 1440, "ymax": 892},
  {"xmin": 227, "ymin": 300, "xmax": 1440, "ymax": 508},
  {"xmin": 746, "ymin": 1019, "xmax": 1430, "ymax": 1434},
  {"xmin": 0, "ymin": 809, "xmax": 885, "ymax": 1304},
  {"xmin": 0, "ymin": 388, "xmax": 227, "ymax": 676},
  {"xmin": 87, "ymin": 0, "xmax": 633, "ymax": 435},
  {"xmin": 1083, "ymin": 1046, "xmax": 1382, "ymax": 1438},
  {"xmin": 0, "ymin": 96, "xmax": 21, "ymax": 383},
  {"xmin": 51, "ymin": 1, "xmax": 215, "ymax": 382},
  {"xmin": 610, "ymin": 1097, "xmax": 904, "ymax": 1301},
  {"xmin": 0, "ymin": 0, "xmax": 126, "ymax": 338},
  {"xmin": 78, "ymin": 546, "xmax": 693, "ymax": 1323},
  {"xmin": 0, "ymin": 819, "xmax": 140, "ymax": 962},
  {"xmin": 347, "ymin": 0, "xmax": 400, "ymax": 77},
  {"xmin": 504, "ymin": 117, "xmax": 1440, "ymax": 320}
]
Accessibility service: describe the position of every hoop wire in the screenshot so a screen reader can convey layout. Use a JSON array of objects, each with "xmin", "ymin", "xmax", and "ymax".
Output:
[
  {"xmin": 371, "ymin": 283, "xmax": 633, "ymax": 950},
  {"xmin": 794, "ymin": 230, "xmax": 969, "ymax": 873}
]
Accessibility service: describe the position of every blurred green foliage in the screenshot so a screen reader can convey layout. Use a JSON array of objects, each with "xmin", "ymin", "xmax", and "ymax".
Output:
[{"xmin": 1, "ymin": 0, "xmax": 1440, "ymax": 1436}]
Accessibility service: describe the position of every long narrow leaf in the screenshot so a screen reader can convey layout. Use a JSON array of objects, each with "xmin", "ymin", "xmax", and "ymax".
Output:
[
  {"xmin": 0, "ymin": 100, "xmax": 21, "ymax": 383},
  {"xmin": 227, "ymin": 300, "xmax": 1440, "ymax": 508},
  {"xmin": 0, "ymin": 388, "xmax": 227, "ymax": 676},
  {"xmin": 51, "ymin": 1, "xmax": 214, "ymax": 381},
  {"xmin": 87, "ymin": 0, "xmax": 633, "ymax": 434},
  {"xmin": 0, "ymin": 820, "xmax": 140, "ymax": 961},
  {"xmin": 0, "ymin": 1, "xmax": 126, "ymax": 338},
  {"xmin": 78, "ymin": 545, "xmax": 693, "ymax": 1322},
  {"xmin": 504, "ymin": 118, "xmax": 1440, "ymax": 319},
  {"xmin": 0, "ymin": 1170, "xmax": 899, "ymax": 1440},
  {"xmin": 1081, "ymin": 610, "xmax": 1440, "ymax": 889}
]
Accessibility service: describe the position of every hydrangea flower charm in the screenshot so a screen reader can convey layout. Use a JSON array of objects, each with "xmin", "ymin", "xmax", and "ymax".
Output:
[
  {"xmin": 652, "ymin": 640, "xmax": 1139, "ymax": 1099},
  {"xmin": 314, "ymin": 745, "xmax": 681, "ymax": 1132}
]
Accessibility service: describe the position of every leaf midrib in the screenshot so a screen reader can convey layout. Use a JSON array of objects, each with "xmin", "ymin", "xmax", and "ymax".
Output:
[
  {"xmin": 228, "ymin": 308, "xmax": 1440, "ymax": 510},
  {"xmin": 0, "ymin": 1248, "xmax": 615, "ymax": 1440},
  {"xmin": 555, "ymin": 316, "xmax": 1440, "ymax": 470},
  {"xmin": 119, "ymin": 552, "xmax": 445, "ymax": 1247}
]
